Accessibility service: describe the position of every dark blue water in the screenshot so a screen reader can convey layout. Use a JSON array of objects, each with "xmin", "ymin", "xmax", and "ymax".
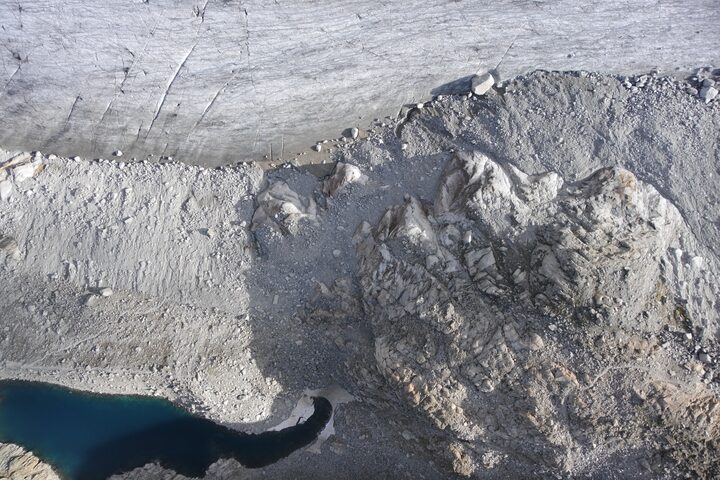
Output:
[{"xmin": 0, "ymin": 380, "xmax": 332, "ymax": 480}]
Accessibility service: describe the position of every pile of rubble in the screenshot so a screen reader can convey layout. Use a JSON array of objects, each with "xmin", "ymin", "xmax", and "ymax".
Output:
[{"xmin": 351, "ymin": 152, "xmax": 719, "ymax": 477}]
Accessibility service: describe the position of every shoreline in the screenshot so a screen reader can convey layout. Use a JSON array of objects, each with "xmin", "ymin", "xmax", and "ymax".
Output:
[{"xmin": 0, "ymin": 380, "xmax": 336, "ymax": 480}]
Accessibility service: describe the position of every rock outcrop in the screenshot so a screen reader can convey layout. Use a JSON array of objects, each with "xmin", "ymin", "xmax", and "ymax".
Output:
[
  {"xmin": 353, "ymin": 151, "xmax": 720, "ymax": 477},
  {"xmin": 0, "ymin": 443, "xmax": 59, "ymax": 480}
]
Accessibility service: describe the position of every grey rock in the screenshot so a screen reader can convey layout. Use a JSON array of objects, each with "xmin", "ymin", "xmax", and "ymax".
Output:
[
  {"xmin": 12, "ymin": 162, "xmax": 40, "ymax": 183},
  {"xmin": 0, "ymin": 235, "xmax": 18, "ymax": 252},
  {"xmin": 471, "ymin": 72, "xmax": 496, "ymax": 96},
  {"xmin": 699, "ymin": 86, "xmax": 718, "ymax": 103},
  {"xmin": 0, "ymin": 180, "xmax": 11, "ymax": 201},
  {"xmin": 84, "ymin": 295, "xmax": 100, "ymax": 307},
  {"xmin": 323, "ymin": 162, "xmax": 367, "ymax": 196},
  {"xmin": 251, "ymin": 181, "xmax": 318, "ymax": 235}
]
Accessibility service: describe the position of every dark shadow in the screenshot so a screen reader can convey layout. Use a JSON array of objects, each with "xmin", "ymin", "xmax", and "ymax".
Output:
[
  {"xmin": 299, "ymin": 162, "xmax": 335, "ymax": 178},
  {"xmin": 430, "ymin": 74, "xmax": 474, "ymax": 96}
]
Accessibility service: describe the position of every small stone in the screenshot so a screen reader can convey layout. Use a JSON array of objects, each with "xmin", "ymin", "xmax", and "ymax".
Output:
[
  {"xmin": 462, "ymin": 231, "xmax": 472, "ymax": 244},
  {"xmin": 272, "ymin": 294, "xmax": 279, "ymax": 305},
  {"xmin": 400, "ymin": 143, "xmax": 408, "ymax": 151},
  {"xmin": 0, "ymin": 180, "xmax": 12, "ymax": 201},
  {"xmin": 702, "ymin": 78, "xmax": 716, "ymax": 87},
  {"xmin": 12, "ymin": 162, "xmax": 38, "ymax": 183},
  {"xmin": 699, "ymin": 86, "xmax": 718, "ymax": 103},
  {"xmin": 688, "ymin": 360, "xmax": 705, "ymax": 375},
  {"xmin": 471, "ymin": 72, "xmax": 496, "ymax": 96},
  {"xmin": 113, "ymin": 150, "xmax": 123, "ymax": 157},
  {"xmin": 312, "ymin": 143, "xmax": 322, "ymax": 152},
  {"xmin": 527, "ymin": 333, "xmax": 545, "ymax": 350},
  {"xmin": 691, "ymin": 256, "xmax": 704, "ymax": 269},
  {"xmin": 99, "ymin": 288, "xmax": 113, "ymax": 297},
  {"xmin": 332, "ymin": 249, "xmax": 341, "ymax": 258},
  {"xmin": 323, "ymin": 162, "xmax": 367, "ymax": 196},
  {"xmin": 699, "ymin": 352, "xmax": 712, "ymax": 363},
  {"xmin": 0, "ymin": 235, "xmax": 18, "ymax": 252},
  {"xmin": 349, "ymin": 127, "xmax": 359, "ymax": 139},
  {"xmin": 548, "ymin": 324, "xmax": 558, "ymax": 332},
  {"xmin": 687, "ymin": 87, "xmax": 699, "ymax": 96},
  {"xmin": 426, "ymin": 254, "xmax": 440, "ymax": 269},
  {"xmin": 85, "ymin": 295, "xmax": 100, "ymax": 307},
  {"xmin": 512, "ymin": 268, "xmax": 527, "ymax": 284},
  {"xmin": 416, "ymin": 102, "xmax": 424, "ymax": 109}
]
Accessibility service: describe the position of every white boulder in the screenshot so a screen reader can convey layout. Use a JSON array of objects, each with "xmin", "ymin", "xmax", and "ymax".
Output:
[
  {"xmin": 470, "ymin": 72, "xmax": 496, "ymax": 95},
  {"xmin": 323, "ymin": 162, "xmax": 367, "ymax": 196}
]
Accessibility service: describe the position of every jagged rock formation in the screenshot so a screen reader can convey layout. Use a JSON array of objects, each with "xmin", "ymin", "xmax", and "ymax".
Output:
[
  {"xmin": 432, "ymin": 153, "xmax": 686, "ymax": 329},
  {"xmin": 0, "ymin": 443, "xmax": 60, "ymax": 480},
  {"xmin": 353, "ymin": 151, "xmax": 720, "ymax": 477}
]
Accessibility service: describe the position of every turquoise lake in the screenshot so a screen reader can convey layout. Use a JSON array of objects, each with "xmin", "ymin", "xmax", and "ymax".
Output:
[{"xmin": 0, "ymin": 380, "xmax": 332, "ymax": 480}]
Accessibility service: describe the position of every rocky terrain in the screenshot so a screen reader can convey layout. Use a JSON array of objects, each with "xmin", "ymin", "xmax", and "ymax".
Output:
[
  {"xmin": 1, "ymin": 69, "xmax": 719, "ymax": 478},
  {"xmin": 0, "ymin": 443, "xmax": 60, "ymax": 479}
]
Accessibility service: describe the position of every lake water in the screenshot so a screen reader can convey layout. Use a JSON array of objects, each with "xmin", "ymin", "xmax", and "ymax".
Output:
[{"xmin": 0, "ymin": 380, "xmax": 332, "ymax": 480}]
